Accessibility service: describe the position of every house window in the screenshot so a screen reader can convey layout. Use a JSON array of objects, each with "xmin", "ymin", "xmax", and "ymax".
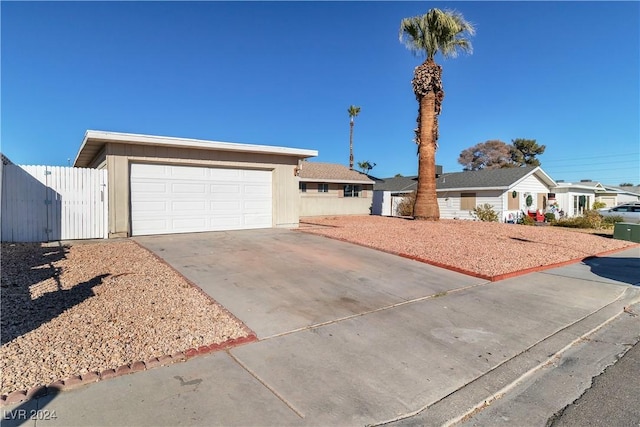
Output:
[
  {"xmin": 460, "ymin": 193, "xmax": 476, "ymax": 210},
  {"xmin": 343, "ymin": 185, "xmax": 361, "ymax": 197},
  {"xmin": 299, "ymin": 182, "xmax": 307, "ymax": 192},
  {"xmin": 318, "ymin": 183, "xmax": 329, "ymax": 193}
]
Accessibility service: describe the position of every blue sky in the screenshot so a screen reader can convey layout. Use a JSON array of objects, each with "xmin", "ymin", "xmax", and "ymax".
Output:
[{"xmin": 2, "ymin": 1, "xmax": 639, "ymax": 185}]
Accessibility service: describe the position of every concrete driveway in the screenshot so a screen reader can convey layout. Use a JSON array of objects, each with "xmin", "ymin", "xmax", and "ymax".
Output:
[
  {"xmin": 134, "ymin": 228, "xmax": 488, "ymax": 338},
  {"xmin": 13, "ymin": 231, "xmax": 639, "ymax": 426}
]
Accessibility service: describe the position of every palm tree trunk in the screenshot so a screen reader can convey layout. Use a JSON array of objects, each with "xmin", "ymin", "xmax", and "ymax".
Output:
[
  {"xmin": 349, "ymin": 120, "xmax": 354, "ymax": 170},
  {"xmin": 413, "ymin": 91, "xmax": 440, "ymax": 220}
]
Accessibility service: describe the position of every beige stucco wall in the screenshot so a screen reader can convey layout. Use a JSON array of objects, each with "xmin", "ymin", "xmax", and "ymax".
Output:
[
  {"xmin": 300, "ymin": 182, "xmax": 373, "ymax": 217},
  {"xmin": 93, "ymin": 142, "xmax": 301, "ymax": 237}
]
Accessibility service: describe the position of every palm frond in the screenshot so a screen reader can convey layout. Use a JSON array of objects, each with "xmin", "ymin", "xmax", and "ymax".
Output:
[{"xmin": 399, "ymin": 8, "xmax": 475, "ymax": 61}]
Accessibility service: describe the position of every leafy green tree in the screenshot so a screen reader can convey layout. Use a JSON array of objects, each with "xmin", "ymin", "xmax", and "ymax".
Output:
[
  {"xmin": 357, "ymin": 160, "xmax": 376, "ymax": 174},
  {"xmin": 399, "ymin": 8, "xmax": 475, "ymax": 220},
  {"xmin": 511, "ymin": 138, "xmax": 545, "ymax": 167},
  {"xmin": 348, "ymin": 105, "xmax": 361, "ymax": 170},
  {"xmin": 619, "ymin": 182, "xmax": 634, "ymax": 187},
  {"xmin": 458, "ymin": 140, "xmax": 515, "ymax": 170}
]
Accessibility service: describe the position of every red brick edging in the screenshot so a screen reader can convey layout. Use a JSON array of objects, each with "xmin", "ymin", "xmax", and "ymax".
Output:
[
  {"xmin": 0, "ymin": 334, "xmax": 257, "ymax": 407},
  {"xmin": 1, "ymin": 239, "xmax": 260, "ymax": 407}
]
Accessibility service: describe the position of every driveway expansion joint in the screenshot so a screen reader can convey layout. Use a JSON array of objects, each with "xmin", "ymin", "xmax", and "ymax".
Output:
[
  {"xmin": 227, "ymin": 351, "xmax": 305, "ymax": 419},
  {"xmin": 260, "ymin": 280, "xmax": 492, "ymax": 341}
]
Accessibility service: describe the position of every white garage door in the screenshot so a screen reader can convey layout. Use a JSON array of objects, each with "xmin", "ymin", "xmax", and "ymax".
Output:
[{"xmin": 130, "ymin": 163, "xmax": 272, "ymax": 236}]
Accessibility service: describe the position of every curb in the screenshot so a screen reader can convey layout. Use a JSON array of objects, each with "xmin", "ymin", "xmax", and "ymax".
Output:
[
  {"xmin": 0, "ymin": 333, "xmax": 258, "ymax": 407},
  {"xmin": 297, "ymin": 229, "xmax": 638, "ymax": 282}
]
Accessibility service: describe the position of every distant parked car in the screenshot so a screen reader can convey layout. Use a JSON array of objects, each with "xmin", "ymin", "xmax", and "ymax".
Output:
[{"xmin": 598, "ymin": 203, "xmax": 640, "ymax": 223}]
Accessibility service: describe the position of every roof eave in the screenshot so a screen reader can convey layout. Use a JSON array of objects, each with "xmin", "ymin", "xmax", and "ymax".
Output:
[
  {"xmin": 437, "ymin": 186, "xmax": 509, "ymax": 192},
  {"xmin": 74, "ymin": 130, "xmax": 318, "ymax": 167},
  {"xmin": 300, "ymin": 178, "xmax": 374, "ymax": 184}
]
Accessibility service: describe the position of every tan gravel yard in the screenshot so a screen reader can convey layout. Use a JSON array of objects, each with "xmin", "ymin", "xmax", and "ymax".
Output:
[
  {"xmin": 300, "ymin": 216, "xmax": 638, "ymax": 279},
  {"xmin": 0, "ymin": 240, "xmax": 251, "ymax": 396}
]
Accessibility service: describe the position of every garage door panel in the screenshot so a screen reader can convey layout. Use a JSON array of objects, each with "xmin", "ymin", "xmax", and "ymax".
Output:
[
  {"xmin": 211, "ymin": 216, "xmax": 243, "ymax": 228},
  {"xmin": 133, "ymin": 200, "xmax": 168, "ymax": 213},
  {"xmin": 212, "ymin": 201, "xmax": 242, "ymax": 211},
  {"xmin": 170, "ymin": 167, "xmax": 208, "ymax": 179},
  {"xmin": 172, "ymin": 183, "xmax": 207, "ymax": 193},
  {"xmin": 244, "ymin": 199, "xmax": 271, "ymax": 210},
  {"xmin": 134, "ymin": 219, "xmax": 169, "ymax": 234},
  {"xmin": 133, "ymin": 164, "xmax": 170, "ymax": 178},
  {"xmin": 171, "ymin": 200, "xmax": 207, "ymax": 211},
  {"xmin": 244, "ymin": 214, "xmax": 272, "ymax": 227},
  {"xmin": 211, "ymin": 184, "xmax": 241, "ymax": 194},
  {"xmin": 172, "ymin": 218, "xmax": 207, "ymax": 230},
  {"xmin": 131, "ymin": 181, "xmax": 167, "ymax": 194},
  {"xmin": 244, "ymin": 169, "xmax": 271, "ymax": 181},
  {"xmin": 212, "ymin": 169, "xmax": 243, "ymax": 181},
  {"xmin": 244, "ymin": 184, "xmax": 271, "ymax": 196},
  {"xmin": 130, "ymin": 164, "xmax": 273, "ymax": 236}
]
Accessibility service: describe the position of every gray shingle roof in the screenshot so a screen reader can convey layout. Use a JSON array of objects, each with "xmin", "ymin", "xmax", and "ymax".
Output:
[
  {"xmin": 436, "ymin": 166, "xmax": 539, "ymax": 189},
  {"xmin": 298, "ymin": 161, "xmax": 374, "ymax": 183},
  {"xmin": 373, "ymin": 175, "xmax": 418, "ymax": 191},
  {"xmin": 604, "ymin": 185, "xmax": 640, "ymax": 195},
  {"xmin": 375, "ymin": 167, "xmax": 549, "ymax": 192}
]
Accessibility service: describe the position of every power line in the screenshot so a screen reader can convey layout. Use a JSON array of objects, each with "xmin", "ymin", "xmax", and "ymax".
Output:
[
  {"xmin": 542, "ymin": 152, "xmax": 639, "ymax": 163},
  {"xmin": 543, "ymin": 160, "xmax": 639, "ymax": 168},
  {"xmin": 546, "ymin": 166, "xmax": 639, "ymax": 174}
]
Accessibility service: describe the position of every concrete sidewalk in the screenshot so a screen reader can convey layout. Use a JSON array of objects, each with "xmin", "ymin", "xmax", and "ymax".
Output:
[{"xmin": 4, "ymin": 235, "xmax": 639, "ymax": 426}]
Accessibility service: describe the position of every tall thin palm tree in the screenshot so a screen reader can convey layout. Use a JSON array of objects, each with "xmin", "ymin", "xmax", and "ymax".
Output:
[
  {"xmin": 348, "ymin": 105, "xmax": 361, "ymax": 170},
  {"xmin": 399, "ymin": 9, "xmax": 475, "ymax": 220}
]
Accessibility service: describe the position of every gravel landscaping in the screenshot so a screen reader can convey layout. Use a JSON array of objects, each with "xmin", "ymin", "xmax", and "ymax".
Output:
[
  {"xmin": 299, "ymin": 216, "xmax": 638, "ymax": 278},
  {"xmin": 0, "ymin": 240, "xmax": 251, "ymax": 396}
]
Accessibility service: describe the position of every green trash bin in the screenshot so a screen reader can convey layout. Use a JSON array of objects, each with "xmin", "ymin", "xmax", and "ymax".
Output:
[{"xmin": 613, "ymin": 223, "xmax": 640, "ymax": 243}]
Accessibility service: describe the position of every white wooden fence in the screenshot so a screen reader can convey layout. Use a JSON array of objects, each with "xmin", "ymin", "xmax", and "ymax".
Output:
[{"xmin": 1, "ymin": 165, "xmax": 108, "ymax": 242}]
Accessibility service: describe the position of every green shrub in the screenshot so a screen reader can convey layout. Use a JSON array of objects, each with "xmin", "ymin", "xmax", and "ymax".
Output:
[
  {"xmin": 552, "ymin": 210, "xmax": 615, "ymax": 229},
  {"xmin": 396, "ymin": 191, "xmax": 416, "ymax": 217},
  {"xmin": 544, "ymin": 212, "xmax": 556, "ymax": 223},
  {"xmin": 518, "ymin": 213, "xmax": 535, "ymax": 226},
  {"xmin": 602, "ymin": 215, "xmax": 624, "ymax": 227},
  {"xmin": 592, "ymin": 201, "xmax": 607, "ymax": 210},
  {"xmin": 470, "ymin": 203, "xmax": 499, "ymax": 222}
]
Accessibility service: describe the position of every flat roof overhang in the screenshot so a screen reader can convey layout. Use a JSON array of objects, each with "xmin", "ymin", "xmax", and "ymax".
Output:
[
  {"xmin": 73, "ymin": 130, "xmax": 318, "ymax": 167},
  {"xmin": 299, "ymin": 178, "xmax": 375, "ymax": 185}
]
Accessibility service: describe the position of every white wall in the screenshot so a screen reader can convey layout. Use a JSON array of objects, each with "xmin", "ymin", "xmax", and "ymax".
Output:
[
  {"xmin": 1, "ymin": 165, "xmax": 108, "ymax": 242},
  {"xmin": 437, "ymin": 190, "xmax": 503, "ymax": 220}
]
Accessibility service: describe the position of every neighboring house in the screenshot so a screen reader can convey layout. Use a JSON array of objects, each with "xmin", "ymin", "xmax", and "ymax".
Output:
[
  {"xmin": 74, "ymin": 130, "xmax": 317, "ymax": 237},
  {"xmin": 374, "ymin": 166, "xmax": 557, "ymax": 222},
  {"xmin": 553, "ymin": 180, "xmax": 621, "ymax": 216},
  {"xmin": 298, "ymin": 161, "xmax": 374, "ymax": 217},
  {"xmin": 602, "ymin": 185, "xmax": 640, "ymax": 205},
  {"xmin": 437, "ymin": 167, "xmax": 556, "ymax": 221},
  {"xmin": 372, "ymin": 175, "xmax": 418, "ymax": 216}
]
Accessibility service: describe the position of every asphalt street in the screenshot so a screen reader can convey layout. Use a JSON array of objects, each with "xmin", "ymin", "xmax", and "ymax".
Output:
[{"xmin": 549, "ymin": 339, "xmax": 640, "ymax": 427}]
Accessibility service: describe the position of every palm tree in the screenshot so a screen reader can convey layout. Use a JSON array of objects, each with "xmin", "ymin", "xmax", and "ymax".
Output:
[
  {"xmin": 348, "ymin": 105, "xmax": 361, "ymax": 170},
  {"xmin": 357, "ymin": 160, "xmax": 376, "ymax": 175},
  {"xmin": 399, "ymin": 9, "xmax": 475, "ymax": 220}
]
